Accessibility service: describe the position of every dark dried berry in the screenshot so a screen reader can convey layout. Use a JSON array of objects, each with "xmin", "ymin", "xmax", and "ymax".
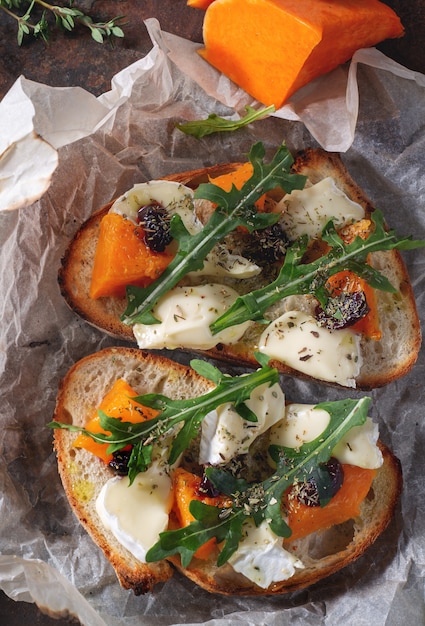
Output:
[
  {"xmin": 244, "ymin": 222, "xmax": 289, "ymax": 264},
  {"xmin": 315, "ymin": 290, "xmax": 369, "ymax": 331},
  {"xmin": 108, "ymin": 449, "xmax": 132, "ymax": 476},
  {"xmin": 197, "ymin": 471, "xmax": 220, "ymax": 498},
  {"xmin": 137, "ymin": 202, "xmax": 172, "ymax": 252},
  {"xmin": 297, "ymin": 457, "xmax": 344, "ymax": 507}
]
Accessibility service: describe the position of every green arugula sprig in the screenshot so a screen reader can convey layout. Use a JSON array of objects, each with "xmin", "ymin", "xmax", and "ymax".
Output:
[
  {"xmin": 146, "ymin": 397, "xmax": 370, "ymax": 567},
  {"xmin": 48, "ymin": 356, "xmax": 279, "ymax": 485},
  {"xmin": 121, "ymin": 142, "xmax": 307, "ymax": 326},
  {"xmin": 176, "ymin": 105, "xmax": 275, "ymax": 139},
  {"xmin": 210, "ymin": 209, "xmax": 425, "ymax": 334},
  {"xmin": 0, "ymin": 0, "xmax": 125, "ymax": 45}
]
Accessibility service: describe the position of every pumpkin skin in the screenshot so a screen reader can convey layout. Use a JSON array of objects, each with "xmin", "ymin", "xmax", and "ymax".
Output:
[{"xmin": 198, "ymin": 0, "xmax": 404, "ymax": 108}]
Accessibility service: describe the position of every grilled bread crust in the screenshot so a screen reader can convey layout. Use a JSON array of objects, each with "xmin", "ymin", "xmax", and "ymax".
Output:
[
  {"xmin": 58, "ymin": 149, "xmax": 421, "ymax": 389},
  {"xmin": 53, "ymin": 347, "xmax": 402, "ymax": 596}
]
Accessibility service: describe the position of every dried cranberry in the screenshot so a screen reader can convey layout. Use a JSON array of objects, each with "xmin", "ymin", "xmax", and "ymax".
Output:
[
  {"xmin": 315, "ymin": 290, "xmax": 369, "ymax": 330},
  {"xmin": 297, "ymin": 457, "xmax": 344, "ymax": 507},
  {"xmin": 108, "ymin": 449, "xmax": 132, "ymax": 476},
  {"xmin": 197, "ymin": 472, "xmax": 220, "ymax": 498},
  {"xmin": 244, "ymin": 222, "xmax": 289, "ymax": 264},
  {"xmin": 137, "ymin": 202, "xmax": 172, "ymax": 252}
]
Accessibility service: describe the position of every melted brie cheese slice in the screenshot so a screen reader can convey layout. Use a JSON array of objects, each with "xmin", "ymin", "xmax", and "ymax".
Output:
[
  {"xmin": 199, "ymin": 381, "xmax": 286, "ymax": 465},
  {"xmin": 133, "ymin": 283, "xmax": 252, "ymax": 350},
  {"xmin": 111, "ymin": 180, "xmax": 198, "ymax": 229},
  {"xmin": 258, "ymin": 310, "xmax": 362, "ymax": 387},
  {"xmin": 269, "ymin": 404, "xmax": 383, "ymax": 470},
  {"xmin": 95, "ymin": 460, "xmax": 173, "ymax": 563},
  {"xmin": 277, "ymin": 177, "xmax": 365, "ymax": 240},
  {"xmin": 228, "ymin": 520, "xmax": 304, "ymax": 588}
]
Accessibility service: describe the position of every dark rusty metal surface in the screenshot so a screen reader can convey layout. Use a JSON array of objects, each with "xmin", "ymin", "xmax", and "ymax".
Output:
[
  {"xmin": 0, "ymin": 1, "xmax": 423, "ymax": 624},
  {"xmin": 0, "ymin": 1, "xmax": 424, "ymax": 102},
  {"xmin": 0, "ymin": 1, "xmax": 204, "ymax": 99}
]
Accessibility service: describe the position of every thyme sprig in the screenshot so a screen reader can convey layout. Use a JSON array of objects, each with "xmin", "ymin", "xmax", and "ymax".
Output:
[
  {"xmin": 0, "ymin": 0, "xmax": 125, "ymax": 45},
  {"xmin": 146, "ymin": 397, "xmax": 371, "ymax": 567}
]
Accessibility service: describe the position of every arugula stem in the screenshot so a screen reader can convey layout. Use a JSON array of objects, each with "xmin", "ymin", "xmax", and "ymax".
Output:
[
  {"xmin": 121, "ymin": 142, "xmax": 306, "ymax": 326},
  {"xmin": 146, "ymin": 397, "xmax": 370, "ymax": 566},
  {"xmin": 210, "ymin": 211, "xmax": 422, "ymax": 334}
]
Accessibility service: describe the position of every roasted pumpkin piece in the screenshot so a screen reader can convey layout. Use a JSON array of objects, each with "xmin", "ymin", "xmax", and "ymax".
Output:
[
  {"xmin": 284, "ymin": 464, "xmax": 376, "ymax": 542},
  {"xmin": 90, "ymin": 212, "xmax": 173, "ymax": 299},
  {"xmin": 209, "ymin": 162, "xmax": 266, "ymax": 210},
  {"xmin": 73, "ymin": 378, "xmax": 158, "ymax": 463},
  {"xmin": 325, "ymin": 270, "xmax": 382, "ymax": 340},
  {"xmin": 172, "ymin": 467, "xmax": 232, "ymax": 560}
]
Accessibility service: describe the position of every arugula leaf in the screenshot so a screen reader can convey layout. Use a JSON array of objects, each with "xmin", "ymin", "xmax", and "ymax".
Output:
[
  {"xmin": 48, "ymin": 359, "xmax": 279, "ymax": 484},
  {"xmin": 146, "ymin": 397, "xmax": 370, "ymax": 566},
  {"xmin": 175, "ymin": 105, "xmax": 275, "ymax": 138},
  {"xmin": 210, "ymin": 208, "xmax": 425, "ymax": 334},
  {"xmin": 120, "ymin": 142, "xmax": 307, "ymax": 326}
]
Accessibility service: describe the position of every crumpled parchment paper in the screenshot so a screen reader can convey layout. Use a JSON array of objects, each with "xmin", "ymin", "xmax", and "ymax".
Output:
[{"xmin": 0, "ymin": 16, "xmax": 424, "ymax": 626}]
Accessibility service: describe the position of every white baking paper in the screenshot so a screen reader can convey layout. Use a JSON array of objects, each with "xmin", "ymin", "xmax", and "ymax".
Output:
[
  {"xmin": 0, "ymin": 16, "xmax": 424, "ymax": 626},
  {"xmin": 2, "ymin": 18, "xmax": 425, "ymax": 214}
]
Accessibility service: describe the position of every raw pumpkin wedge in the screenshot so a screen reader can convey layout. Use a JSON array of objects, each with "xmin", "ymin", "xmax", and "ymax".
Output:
[
  {"xmin": 284, "ymin": 464, "xmax": 376, "ymax": 542},
  {"xmin": 187, "ymin": 0, "xmax": 215, "ymax": 8},
  {"xmin": 198, "ymin": 0, "xmax": 403, "ymax": 108},
  {"xmin": 73, "ymin": 378, "xmax": 158, "ymax": 463},
  {"xmin": 90, "ymin": 212, "xmax": 173, "ymax": 299}
]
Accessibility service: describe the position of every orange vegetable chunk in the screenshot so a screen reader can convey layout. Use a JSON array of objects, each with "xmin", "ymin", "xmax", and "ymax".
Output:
[
  {"xmin": 285, "ymin": 464, "xmax": 376, "ymax": 542},
  {"xmin": 199, "ymin": 0, "xmax": 404, "ymax": 108},
  {"xmin": 187, "ymin": 0, "xmax": 215, "ymax": 7},
  {"xmin": 90, "ymin": 212, "xmax": 173, "ymax": 299},
  {"xmin": 326, "ymin": 269, "xmax": 381, "ymax": 340},
  {"xmin": 209, "ymin": 162, "xmax": 266, "ymax": 210},
  {"xmin": 73, "ymin": 378, "xmax": 158, "ymax": 463},
  {"xmin": 172, "ymin": 467, "xmax": 231, "ymax": 559}
]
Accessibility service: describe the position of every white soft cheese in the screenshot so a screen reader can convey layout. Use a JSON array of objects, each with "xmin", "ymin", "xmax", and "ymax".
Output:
[
  {"xmin": 258, "ymin": 310, "xmax": 362, "ymax": 388},
  {"xmin": 110, "ymin": 180, "xmax": 198, "ymax": 230},
  {"xmin": 332, "ymin": 418, "xmax": 383, "ymax": 469},
  {"xmin": 269, "ymin": 404, "xmax": 383, "ymax": 470},
  {"xmin": 111, "ymin": 180, "xmax": 260, "ymax": 279},
  {"xmin": 277, "ymin": 177, "xmax": 365, "ymax": 240},
  {"xmin": 198, "ymin": 246, "xmax": 261, "ymax": 279},
  {"xmin": 95, "ymin": 460, "xmax": 173, "ymax": 563},
  {"xmin": 228, "ymin": 520, "xmax": 304, "ymax": 588},
  {"xmin": 133, "ymin": 283, "xmax": 252, "ymax": 350},
  {"xmin": 270, "ymin": 403, "xmax": 331, "ymax": 450},
  {"xmin": 199, "ymin": 381, "xmax": 286, "ymax": 465}
]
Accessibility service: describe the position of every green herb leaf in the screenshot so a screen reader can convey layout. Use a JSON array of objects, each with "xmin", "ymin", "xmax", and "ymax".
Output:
[
  {"xmin": 0, "ymin": 0, "xmax": 126, "ymax": 45},
  {"xmin": 146, "ymin": 397, "xmax": 370, "ymax": 565},
  {"xmin": 48, "ymin": 360, "xmax": 279, "ymax": 483},
  {"xmin": 121, "ymin": 142, "xmax": 307, "ymax": 326},
  {"xmin": 210, "ymin": 209, "xmax": 425, "ymax": 334},
  {"xmin": 176, "ymin": 105, "xmax": 275, "ymax": 139}
]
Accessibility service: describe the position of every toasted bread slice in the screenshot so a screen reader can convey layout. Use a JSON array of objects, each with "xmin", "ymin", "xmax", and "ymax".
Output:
[
  {"xmin": 52, "ymin": 347, "xmax": 402, "ymax": 595},
  {"xmin": 58, "ymin": 150, "xmax": 421, "ymax": 389}
]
